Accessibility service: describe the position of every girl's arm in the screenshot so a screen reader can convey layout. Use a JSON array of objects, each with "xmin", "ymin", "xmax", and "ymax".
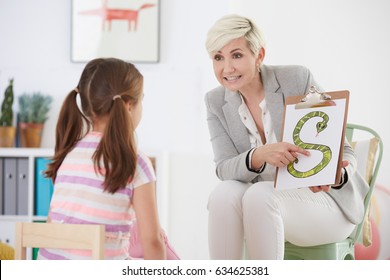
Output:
[{"xmin": 132, "ymin": 181, "xmax": 166, "ymax": 260}]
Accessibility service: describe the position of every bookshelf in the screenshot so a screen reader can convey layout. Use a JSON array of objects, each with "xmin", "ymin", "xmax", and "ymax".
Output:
[{"xmin": 0, "ymin": 148, "xmax": 54, "ymax": 259}]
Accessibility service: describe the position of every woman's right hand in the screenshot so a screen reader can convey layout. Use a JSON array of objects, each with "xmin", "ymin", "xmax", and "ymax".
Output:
[{"xmin": 252, "ymin": 142, "xmax": 310, "ymax": 169}]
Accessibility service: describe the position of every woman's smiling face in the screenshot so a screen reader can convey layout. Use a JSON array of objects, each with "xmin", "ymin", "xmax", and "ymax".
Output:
[{"xmin": 212, "ymin": 36, "xmax": 263, "ymax": 93}]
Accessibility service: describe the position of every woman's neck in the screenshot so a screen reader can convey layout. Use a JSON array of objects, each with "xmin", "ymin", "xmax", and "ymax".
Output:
[
  {"xmin": 240, "ymin": 79, "xmax": 264, "ymax": 105},
  {"xmin": 240, "ymin": 87, "xmax": 264, "ymax": 105}
]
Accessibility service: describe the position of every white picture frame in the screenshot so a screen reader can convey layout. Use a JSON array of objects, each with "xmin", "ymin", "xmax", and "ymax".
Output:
[{"xmin": 71, "ymin": 0, "xmax": 160, "ymax": 63}]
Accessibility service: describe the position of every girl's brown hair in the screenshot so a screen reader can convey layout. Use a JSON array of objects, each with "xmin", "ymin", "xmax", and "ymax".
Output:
[{"xmin": 45, "ymin": 58, "xmax": 143, "ymax": 194}]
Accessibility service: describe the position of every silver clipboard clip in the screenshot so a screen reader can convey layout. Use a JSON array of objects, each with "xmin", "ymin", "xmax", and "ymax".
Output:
[{"xmin": 295, "ymin": 86, "xmax": 336, "ymax": 109}]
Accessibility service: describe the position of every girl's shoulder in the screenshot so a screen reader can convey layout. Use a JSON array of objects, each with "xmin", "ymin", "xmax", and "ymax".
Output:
[
  {"xmin": 136, "ymin": 151, "xmax": 154, "ymax": 167},
  {"xmin": 131, "ymin": 151, "xmax": 156, "ymax": 188}
]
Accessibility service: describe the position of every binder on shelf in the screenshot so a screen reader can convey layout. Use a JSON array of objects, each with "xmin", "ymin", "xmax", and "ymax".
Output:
[
  {"xmin": 3, "ymin": 158, "xmax": 17, "ymax": 215},
  {"xmin": 16, "ymin": 158, "xmax": 29, "ymax": 215},
  {"xmin": 35, "ymin": 158, "xmax": 54, "ymax": 216}
]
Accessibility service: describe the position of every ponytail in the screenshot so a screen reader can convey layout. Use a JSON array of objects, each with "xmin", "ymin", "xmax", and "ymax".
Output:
[
  {"xmin": 94, "ymin": 98, "xmax": 137, "ymax": 193},
  {"xmin": 45, "ymin": 89, "xmax": 89, "ymax": 181}
]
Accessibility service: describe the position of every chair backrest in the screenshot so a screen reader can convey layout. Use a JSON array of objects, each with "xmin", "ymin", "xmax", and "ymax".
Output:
[
  {"xmin": 345, "ymin": 123, "xmax": 383, "ymax": 244},
  {"xmin": 14, "ymin": 222, "xmax": 105, "ymax": 260}
]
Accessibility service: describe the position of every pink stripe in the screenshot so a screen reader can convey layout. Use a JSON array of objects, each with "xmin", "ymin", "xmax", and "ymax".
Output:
[
  {"xmin": 65, "ymin": 249, "xmax": 92, "ymax": 257},
  {"xmin": 61, "ymin": 248, "xmax": 125, "ymax": 258},
  {"xmin": 105, "ymin": 249, "xmax": 127, "ymax": 257},
  {"xmin": 61, "ymin": 163, "xmax": 97, "ymax": 173},
  {"xmin": 50, "ymin": 201, "xmax": 131, "ymax": 220},
  {"xmin": 75, "ymin": 141, "xmax": 99, "ymax": 148},
  {"xmin": 60, "ymin": 163, "xmax": 106, "ymax": 174},
  {"xmin": 55, "ymin": 174, "xmax": 132, "ymax": 196},
  {"xmin": 137, "ymin": 155, "xmax": 155, "ymax": 182},
  {"xmin": 56, "ymin": 175, "xmax": 103, "ymax": 188},
  {"xmin": 64, "ymin": 248, "xmax": 125, "ymax": 257}
]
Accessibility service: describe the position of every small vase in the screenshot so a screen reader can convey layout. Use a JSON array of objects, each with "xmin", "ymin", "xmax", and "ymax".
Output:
[
  {"xmin": 0, "ymin": 126, "xmax": 16, "ymax": 147},
  {"xmin": 19, "ymin": 122, "xmax": 44, "ymax": 148}
]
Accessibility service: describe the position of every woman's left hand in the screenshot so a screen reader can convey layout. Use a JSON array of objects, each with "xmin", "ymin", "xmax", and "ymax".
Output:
[
  {"xmin": 309, "ymin": 160, "xmax": 349, "ymax": 193},
  {"xmin": 309, "ymin": 185, "xmax": 331, "ymax": 193}
]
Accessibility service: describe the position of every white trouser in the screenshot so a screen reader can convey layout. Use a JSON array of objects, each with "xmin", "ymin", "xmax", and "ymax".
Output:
[{"xmin": 207, "ymin": 180, "xmax": 355, "ymax": 260}]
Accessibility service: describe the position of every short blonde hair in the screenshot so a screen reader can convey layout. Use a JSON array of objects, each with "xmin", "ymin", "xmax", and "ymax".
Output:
[{"xmin": 205, "ymin": 14, "xmax": 266, "ymax": 57}]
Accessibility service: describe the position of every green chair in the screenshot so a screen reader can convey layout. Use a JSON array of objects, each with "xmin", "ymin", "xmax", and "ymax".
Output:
[{"xmin": 284, "ymin": 123, "xmax": 383, "ymax": 260}]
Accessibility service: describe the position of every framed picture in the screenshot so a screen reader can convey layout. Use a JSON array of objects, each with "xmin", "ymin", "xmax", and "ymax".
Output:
[{"xmin": 71, "ymin": 0, "xmax": 160, "ymax": 63}]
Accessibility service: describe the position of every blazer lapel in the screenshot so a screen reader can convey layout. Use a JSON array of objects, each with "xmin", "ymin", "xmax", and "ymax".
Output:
[
  {"xmin": 261, "ymin": 65, "xmax": 285, "ymax": 141},
  {"xmin": 222, "ymin": 89, "xmax": 251, "ymax": 153}
]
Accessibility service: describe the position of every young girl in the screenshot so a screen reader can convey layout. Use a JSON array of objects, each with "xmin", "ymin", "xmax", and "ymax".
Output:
[{"xmin": 38, "ymin": 58, "xmax": 179, "ymax": 260}]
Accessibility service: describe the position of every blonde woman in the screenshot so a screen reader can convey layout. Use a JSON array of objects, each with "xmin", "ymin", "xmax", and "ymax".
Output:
[{"xmin": 204, "ymin": 14, "xmax": 368, "ymax": 259}]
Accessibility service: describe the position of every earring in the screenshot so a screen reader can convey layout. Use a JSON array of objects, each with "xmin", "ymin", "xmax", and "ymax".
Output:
[{"xmin": 257, "ymin": 64, "xmax": 261, "ymax": 73}]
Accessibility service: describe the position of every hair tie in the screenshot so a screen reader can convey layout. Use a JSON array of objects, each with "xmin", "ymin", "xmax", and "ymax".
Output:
[
  {"xmin": 112, "ymin": 95, "xmax": 121, "ymax": 101},
  {"xmin": 74, "ymin": 87, "xmax": 79, "ymax": 93}
]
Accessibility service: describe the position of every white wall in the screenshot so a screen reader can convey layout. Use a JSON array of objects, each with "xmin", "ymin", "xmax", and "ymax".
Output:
[{"xmin": 1, "ymin": 0, "xmax": 389, "ymax": 259}]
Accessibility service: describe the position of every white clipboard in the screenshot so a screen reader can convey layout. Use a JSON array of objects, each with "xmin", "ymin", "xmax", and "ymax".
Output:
[{"xmin": 274, "ymin": 86, "xmax": 350, "ymax": 190}]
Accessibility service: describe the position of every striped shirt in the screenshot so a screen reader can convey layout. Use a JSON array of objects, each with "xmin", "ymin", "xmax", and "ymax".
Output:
[{"xmin": 38, "ymin": 131, "xmax": 156, "ymax": 260}]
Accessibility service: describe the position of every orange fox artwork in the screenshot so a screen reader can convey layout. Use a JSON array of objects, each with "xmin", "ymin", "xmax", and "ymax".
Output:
[
  {"xmin": 71, "ymin": 0, "xmax": 159, "ymax": 62},
  {"xmin": 79, "ymin": 0, "xmax": 156, "ymax": 31}
]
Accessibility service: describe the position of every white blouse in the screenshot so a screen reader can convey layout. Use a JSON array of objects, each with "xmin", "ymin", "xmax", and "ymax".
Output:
[{"xmin": 238, "ymin": 94, "xmax": 277, "ymax": 181}]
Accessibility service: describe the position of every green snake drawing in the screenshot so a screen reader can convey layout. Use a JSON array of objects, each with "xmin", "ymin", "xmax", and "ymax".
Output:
[{"xmin": 287, "ymin": 111, "xmax": 332, "ymax": 178}]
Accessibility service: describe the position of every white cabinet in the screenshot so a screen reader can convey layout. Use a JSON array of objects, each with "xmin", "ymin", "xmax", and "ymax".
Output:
[{"xmin": 0, "ymin": 147, "xmax": 53, "ymax": 257}]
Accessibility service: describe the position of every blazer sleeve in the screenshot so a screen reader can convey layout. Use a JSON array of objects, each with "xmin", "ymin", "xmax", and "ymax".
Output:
[
  {"xmin": 327, "ymin": 139, "xmax": 369, "ymax": 224},
  {"xmin": 204, "ymin": 89, "xmax": 259, "ymax": 183}
]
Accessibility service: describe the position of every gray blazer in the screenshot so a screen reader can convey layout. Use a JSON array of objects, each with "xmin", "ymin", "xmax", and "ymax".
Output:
[{"xmin": 204, "ymin": 64, "xmax": 369, "ymax": 224}]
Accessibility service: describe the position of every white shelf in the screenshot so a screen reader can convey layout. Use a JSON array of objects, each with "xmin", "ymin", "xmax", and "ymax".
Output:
[
  {"xmin": 1, "ymin": 148, "xmax": 54, "ymax": 259},
  {"xmin": 0, "ymin": 147, "xmax": 53, "ymax": 157}
]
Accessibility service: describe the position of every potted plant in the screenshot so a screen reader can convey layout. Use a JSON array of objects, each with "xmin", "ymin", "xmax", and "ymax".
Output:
[
  {"xmin": 18, "ymin": 92, "xmax": 52, "ymax": 148},
  {"xmin": 0, "ymin": 79, "xmax": 16, "ymax": 147}
]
